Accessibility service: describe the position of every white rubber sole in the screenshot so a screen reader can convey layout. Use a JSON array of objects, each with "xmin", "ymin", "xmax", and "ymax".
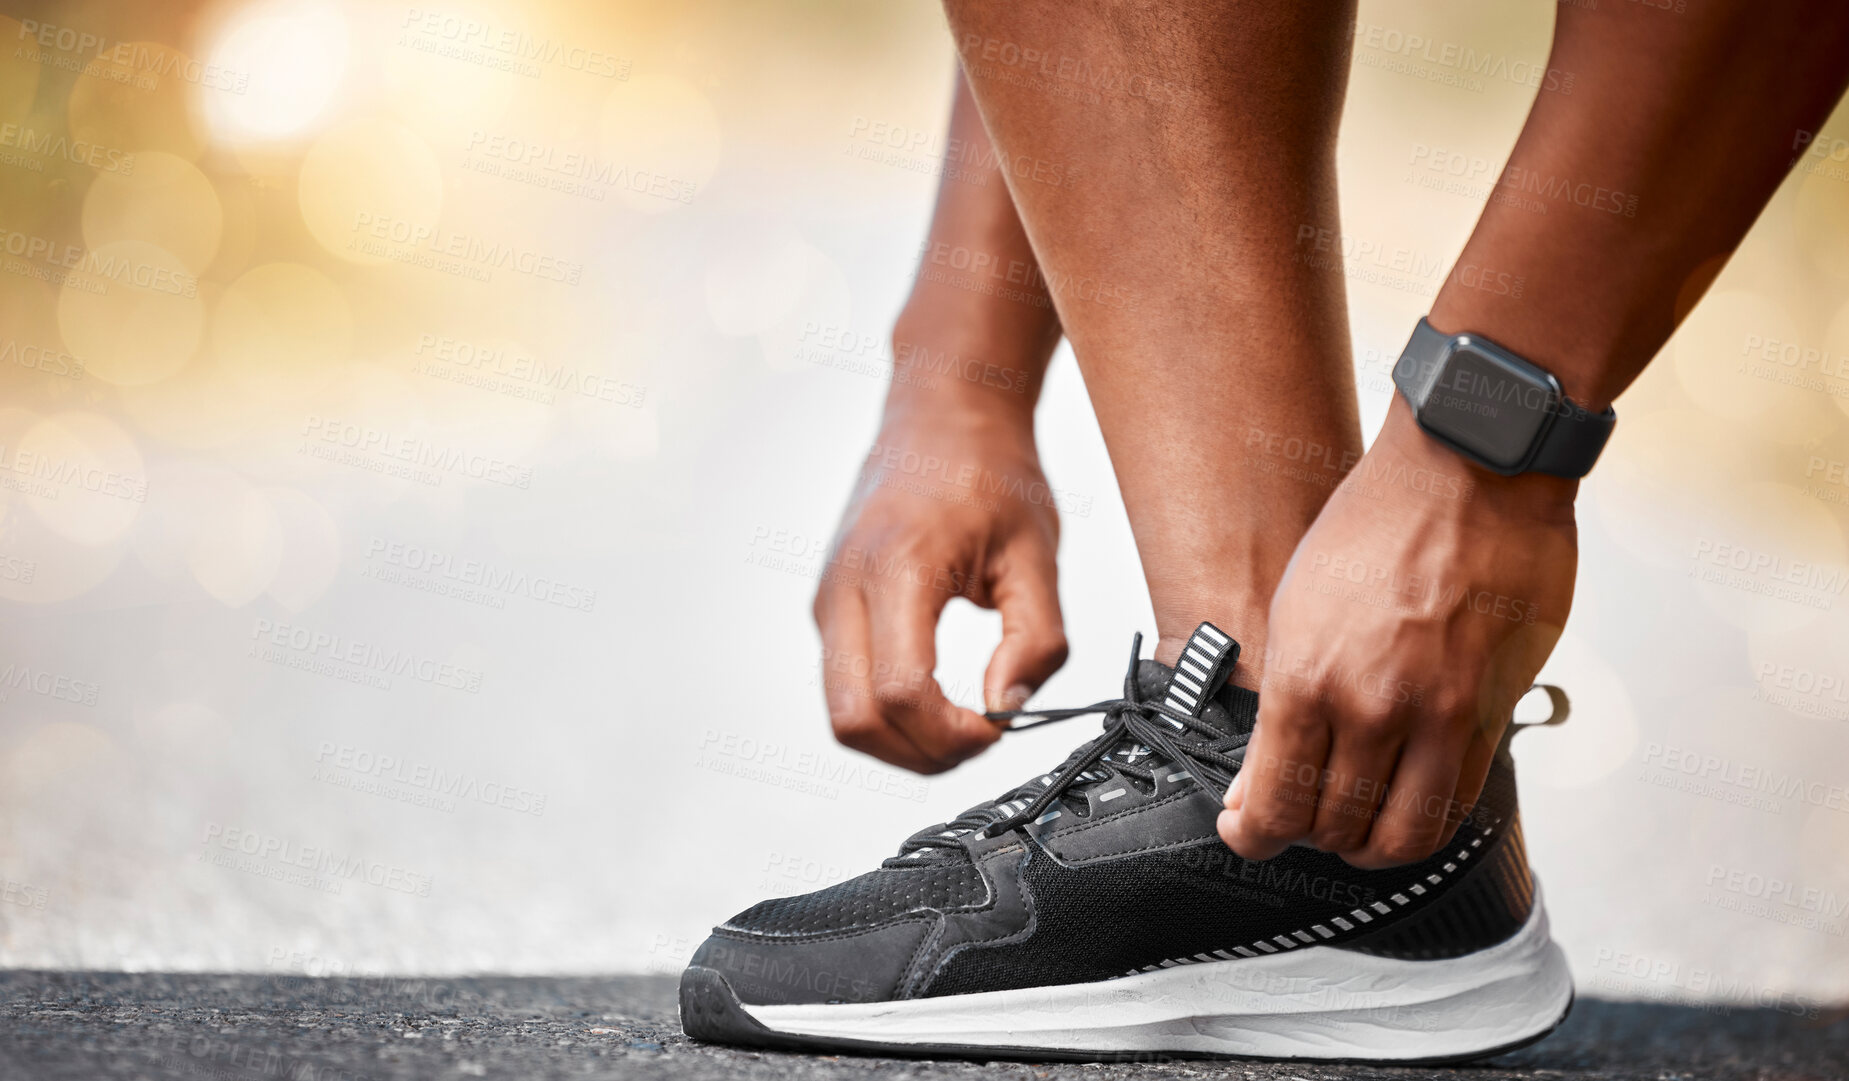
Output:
[{"xmin": 742, "ymin": 894, "xmax": 1572, "ymax": 1062}]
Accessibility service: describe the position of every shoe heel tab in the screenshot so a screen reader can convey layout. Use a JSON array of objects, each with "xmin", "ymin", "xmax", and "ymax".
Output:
[
  {"xmin": 1496, "ymin": 684, "xmax": 1567, "ymax": 761},
  {"xmin": 1514, "ymin": 684, "xmax": 1569, "ymax": 730},
  {"xmin": 1494, "ymin": 684, "xmax": 1568, "ymax": 762}
]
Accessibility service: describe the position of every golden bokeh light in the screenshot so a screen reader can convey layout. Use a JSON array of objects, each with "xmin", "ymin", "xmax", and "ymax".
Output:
[
  {"xmin": 81, "ymin": 151, "xmax": 224, "ymax": 273},
  {"xmin": 1818, "ymin": 297, "xmax": 1849, "ymax": 421},
  {"xmin": 210, "ymin": 262, "xmax": 352, "ymax": 400},
  {"xmin": 0, "ymin": 276, "xmax": 68, "ymax": 377},
  {"xmin": 0, "ymin": 17, "xmax": 40, "ymax": 125},
  {"xmin": 1670, "ymin": 288, "xmax": 1841, "ymax": 444},
  {"xmin": 65, "ymin": 41, "xmax": 208, "ymax": 160},
  {"xmin": 12, "ymin": 409, "xmax": 147, "ymax": 546},
  {"xmin": 599, "ymin": 74, "xmax": 722, "ymax": 214},
  {"xmin": 298, "ymin": 116, "xmax": 446, "ymax": 265},
  {"xmin": 56, "ymin": 239, "xmax": 205, "ymax": 385},
  {"xmin": 1688, "ymin": 481, "xmax": 1847, "ymax": 635},
  {"xmin": 1793, "ymin": 164, "xmax": 1849, "ymax": 284},
  {"xmin": 377, "ymin": 2, "xmax": 519, "ymax": 144},
  {"xmin": 114, "ymin": 355, "xmax": 261, "ymax": 450},
  {"xmin": 199, "ymin": 1, "xmax": 349, "ymax": 144}
]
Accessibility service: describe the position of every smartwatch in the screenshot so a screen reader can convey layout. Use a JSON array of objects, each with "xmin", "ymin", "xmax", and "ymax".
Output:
[{"xmin": 1392, "ymin": 317, "xmax": 1616, "ymax": 478}]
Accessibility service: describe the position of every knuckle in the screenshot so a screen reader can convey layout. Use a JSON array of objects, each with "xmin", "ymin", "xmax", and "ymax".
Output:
[
  {"xmin": 901, "ymin": 745, "xmax": 956, "ymax": 775},
  {"xmin": 1032, "ymin": 632, "xmax": 1070, "ymax": 669},
  {"xmin": 1269, "ymin": 703, "xmax": 1323, "ymax": 735},
  {"xmin": 956, "ymin": 722, "xmax": 1001, "ymax": 755},
  {"xmin": 1429, "ymin": 687, "xmax": 1475, "ymax": 722},
  {"xmin": 829, "ymin": 706, "xmax": 881, "ymax": 747},
  {"xmin": 1240, "ymin": 767, "xmax": 1306, "ymax": 808},
  {"xmin": 1308, "ymin": 822, "xmax": 1367, "ymax": 853},
  {"xmin": 1310, "ymin": 798, "xmax": 1376, "ymax": 844},
  {"xmin": 1244, "ymin": 805, "xmax": 1310, "ymax": 840},
  {"xmin": 812, "ymin": 580, "xmax": 850, "ymax": 624},
  {"xmin": 950, "ymin": 705, "xmax": 999, "ymax": 739},
  {"xmin": 871, "ymin": 678, "xmax": 935, "ymax": 711},
  {"xmin": 1368, "ymin": 834, "xmax": 1435, "ymax": 867},
  {"xmin": 1346, "ymin": 701, "xmax": 1402, "ymax": 738}
]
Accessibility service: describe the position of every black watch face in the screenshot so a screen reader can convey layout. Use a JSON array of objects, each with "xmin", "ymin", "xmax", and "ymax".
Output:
[{"xmin": 1419, "ymin": 341, "xmax": 1556, "ymax": 471}]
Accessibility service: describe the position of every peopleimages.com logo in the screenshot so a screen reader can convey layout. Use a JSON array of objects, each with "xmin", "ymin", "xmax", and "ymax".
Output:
[
  {"xmin": 198, "ymin": 822, "xmax": 433, "ymax": 897},
  {"xmin": 315, "ymin": 742, "xmax": 547, "ymax": 817},
  {"xmin": 299, "ymin": 415, "xmax": 534, "ymax": 489},
  {"xmin": 364, "ymin": 537, "xmax": 599, "ymax": 613},
  {"xmin": 247, "ymin": 618, "xmax": 484, "ymax": 693},
  {"xmin": 695, "ymin": 729, "xmax": 930, "ymax": 803},
  {"xmin": 0, "ymin": 227, "xmax": 197, "ymax": 296}
]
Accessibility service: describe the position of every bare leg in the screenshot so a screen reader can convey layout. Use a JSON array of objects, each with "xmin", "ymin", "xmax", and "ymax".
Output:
[{"xmin": 940, "ymin": 1, "xmax": 1362, "ymax": 685}]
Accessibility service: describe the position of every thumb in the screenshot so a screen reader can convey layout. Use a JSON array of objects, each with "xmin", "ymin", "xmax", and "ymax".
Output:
[{"xmin": 982, "ymin": 541, "xmax": 1068, "ymax": 713}]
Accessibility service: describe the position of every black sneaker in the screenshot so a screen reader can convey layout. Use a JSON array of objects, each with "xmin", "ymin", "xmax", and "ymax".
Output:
[{"xmin": 680, "ymin": 623, "xmax": 1572, "ymax": 1063}]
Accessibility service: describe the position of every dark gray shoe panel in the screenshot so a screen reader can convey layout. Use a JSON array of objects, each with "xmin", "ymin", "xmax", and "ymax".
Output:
[
  {"xmin": 1335, "ymin": 814, "xmax": 1536, "ymax": 960},
  {"xmin": 899, "ymin": 845, "xmax": 1035, "ymax": 998},
  {"xmin": 695, "ymin": 845, "xmax": 1036, "ymax": 1007},
  {"xmin": 1038, "ymin": 784, "xmax": 1223, "ymax": 863},
  {"xmin": 690, "ymin": 918, "xmax": 933, "ymax": 1005}
]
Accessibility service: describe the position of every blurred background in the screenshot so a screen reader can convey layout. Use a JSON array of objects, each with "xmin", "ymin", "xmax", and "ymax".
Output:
[{"xmin": 1, "ymin": 0, "xmax": 1848, "ymax": 1009}]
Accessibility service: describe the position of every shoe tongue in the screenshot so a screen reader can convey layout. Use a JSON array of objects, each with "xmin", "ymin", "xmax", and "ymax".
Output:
[
  {"xmin": 1133, "ymin": 622, "xmax": 1258, "ymax": 739},
  {"xmin": 893, "ymin": 623, "xmax": 1255, "ymax": 864}
]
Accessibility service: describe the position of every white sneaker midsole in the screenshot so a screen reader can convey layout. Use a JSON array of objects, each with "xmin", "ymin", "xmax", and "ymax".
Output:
[{"xmin": 743, "ymin": 892, "xmax": 1572, "ymax": 1060}]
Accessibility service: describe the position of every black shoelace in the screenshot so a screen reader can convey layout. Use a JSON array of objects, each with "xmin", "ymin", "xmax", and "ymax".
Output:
[{"xmin": 888, "ymin": 634, "xmax": 1248, "ymax": 863}]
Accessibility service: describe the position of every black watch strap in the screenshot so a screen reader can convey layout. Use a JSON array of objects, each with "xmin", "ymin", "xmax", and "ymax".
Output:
[
  {"xmin": 1526, "ymin": 395, "xmax": 1615, "ymax": 477},
  {"xmin": 1391, "ymin": 317, "xmax": 1453, "ymax": 412},
  {"xmin": 1393, "ymin": 318, "xmax": 1616, "ymax": 479}
]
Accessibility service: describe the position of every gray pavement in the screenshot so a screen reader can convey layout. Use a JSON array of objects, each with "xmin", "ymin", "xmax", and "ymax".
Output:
[{"xmin": 1, "ymin": 970, "xmax": 1844, "ymax": 1081}]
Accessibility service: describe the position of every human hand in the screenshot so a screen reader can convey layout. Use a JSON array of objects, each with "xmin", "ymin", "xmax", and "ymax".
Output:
[
  {"xmin": 813, "ymin": 357, "xmax": 1067, "ymax": 774},
  {"xmin": 1218, "ymin": 399, "xmax": 1577, "ymax": 867}
]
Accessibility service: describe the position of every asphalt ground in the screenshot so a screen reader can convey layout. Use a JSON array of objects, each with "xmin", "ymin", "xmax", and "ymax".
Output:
[{"xmin": 2, "ymin": 970, "xmax": 1844, "ymax": 1081}]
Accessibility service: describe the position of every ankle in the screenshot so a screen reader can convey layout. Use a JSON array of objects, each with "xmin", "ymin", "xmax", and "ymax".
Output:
[{"xmin": 1153, "ymin": 610, "xmax": 1269, "ymax": 691}]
